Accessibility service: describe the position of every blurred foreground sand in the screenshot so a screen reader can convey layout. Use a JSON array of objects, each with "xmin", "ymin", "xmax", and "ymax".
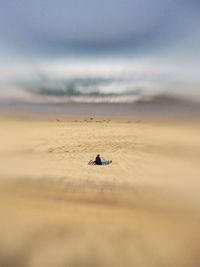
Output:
[{"xmin": 0, "ymin": 114, "xmax": 200, "ymax": 267}]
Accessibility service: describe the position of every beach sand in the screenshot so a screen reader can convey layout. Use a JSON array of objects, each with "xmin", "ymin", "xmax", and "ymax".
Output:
[{"xmin": 0, "ymin": 112, "xmax": 200, "ymax": 267}]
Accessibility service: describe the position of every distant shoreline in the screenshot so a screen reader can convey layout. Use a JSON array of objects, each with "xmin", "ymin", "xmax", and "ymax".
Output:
[{"xmin": 0, "ymin": 100, "xmax": 200, "ymax": 118}]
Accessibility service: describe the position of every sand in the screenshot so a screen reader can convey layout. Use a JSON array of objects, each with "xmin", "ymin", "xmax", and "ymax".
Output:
[{"xmin": 0, "ymin": 113, "xmax": 200, "ymax": 267}]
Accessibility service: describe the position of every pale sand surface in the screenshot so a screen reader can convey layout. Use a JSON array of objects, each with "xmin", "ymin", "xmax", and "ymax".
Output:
[{"xmin": 0, "ymin": 113, "xmax": 200, "ymax": 267}]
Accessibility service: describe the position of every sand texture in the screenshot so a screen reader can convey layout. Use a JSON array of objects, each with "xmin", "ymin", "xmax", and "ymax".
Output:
[{"xmin": 0, "ymin": 114, "xmax": 200, "ymax": 267}]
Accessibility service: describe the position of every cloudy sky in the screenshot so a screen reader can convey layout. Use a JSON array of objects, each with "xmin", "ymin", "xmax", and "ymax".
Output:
[{"xmin": 0, "ymin": 0, "xmax": 200, "ymax": 101}]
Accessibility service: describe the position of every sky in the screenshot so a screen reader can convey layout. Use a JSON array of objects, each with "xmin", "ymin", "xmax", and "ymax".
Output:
[{"xmin": 0, "ymin": 0, "xmax": 200, "ymax": 101}]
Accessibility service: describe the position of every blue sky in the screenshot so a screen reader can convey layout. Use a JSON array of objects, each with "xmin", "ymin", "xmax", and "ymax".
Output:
[
  {"xmin": 0, "ymin": 0, "xmax": 199, "ymax": 100},
  {"xmin": 0, "ymin": 0, "xmax": 198, "ymax": 55}
]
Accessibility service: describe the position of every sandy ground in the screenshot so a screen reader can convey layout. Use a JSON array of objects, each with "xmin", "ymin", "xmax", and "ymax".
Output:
[{"xmin": 0, "ymin": 113, "xmax": 200, "ymax": 267}]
